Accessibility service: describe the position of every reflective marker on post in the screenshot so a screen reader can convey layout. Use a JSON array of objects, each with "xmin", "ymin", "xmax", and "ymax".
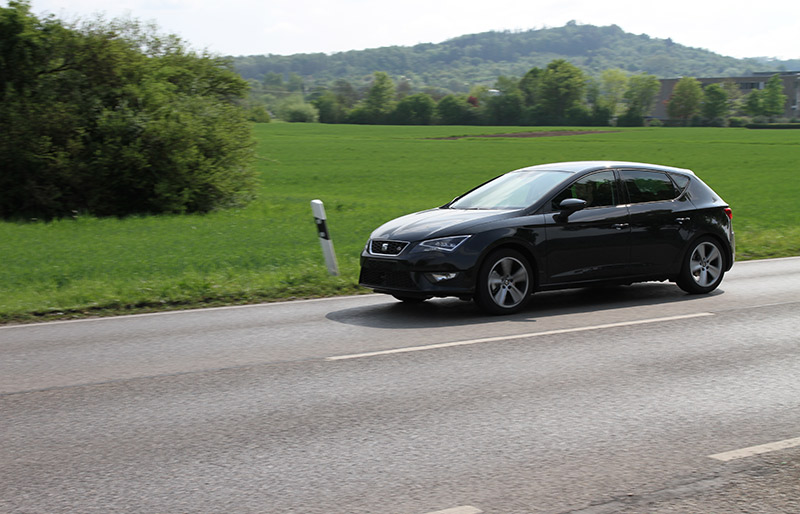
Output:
[{"xmin": 311, "ymin": 199, "xmax": 339, "ymax": 276}]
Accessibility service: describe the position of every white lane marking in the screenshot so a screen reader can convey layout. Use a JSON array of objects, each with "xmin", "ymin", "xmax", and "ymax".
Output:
[
  {"xmin": 709, "ymin": 436, "xmax": 800, "ymax": 461},
  {"xmin": 327, "ymin": 313, "xmax": 714, "ymax": 361},
  {"xmin": 425, "ymin": 507, "xmax": 483, "ymax": 514}
]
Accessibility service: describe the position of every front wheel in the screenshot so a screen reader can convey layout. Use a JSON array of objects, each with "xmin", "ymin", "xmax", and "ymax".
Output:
[
  {"xmin": 474, "ymin": 249, "xmax": 533, "ymax": 315},
  {"xmin": 676, "ymin": 237, "xmax": 726, "ymax": 294}
]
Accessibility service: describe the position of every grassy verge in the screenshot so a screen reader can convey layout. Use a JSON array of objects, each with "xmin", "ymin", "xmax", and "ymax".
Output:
[{"xmin": 2, "ymin": 125, "xmax": 799, "ymax": 323}]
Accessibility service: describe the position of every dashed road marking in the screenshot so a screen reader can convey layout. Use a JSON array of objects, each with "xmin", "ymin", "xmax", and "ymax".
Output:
[
  {"xmin": 425, "ymin": 507, "xmax": 483, "ymax": 514},
  {"xmin": 327, "ymin": 313, "xmax": 714, "ymax": 361},
  {"xmin": 709, "ymin": 436, "xmax": 800, "ymax": 461}
]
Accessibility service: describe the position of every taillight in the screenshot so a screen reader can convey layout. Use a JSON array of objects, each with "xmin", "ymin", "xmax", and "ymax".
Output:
[{"xmin": 724, "ymin": 208, "xmax": 732, "ymax": 220}]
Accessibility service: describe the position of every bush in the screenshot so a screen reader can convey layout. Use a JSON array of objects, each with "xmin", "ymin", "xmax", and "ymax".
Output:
[
  {"xmin": 0, "ymin": 3, "xmax": 256, "ymax": 219},
  {"xmin": 390, "ymin": 93, "xmax": 435, "ymax": 125},
  {"xmin": 746, "ymin": 123, "xmax": 800, "ymax": 129},
  {"xmin": 246, "ymin": 105, "xmax": 271, "ymax": 123},
  {"xmin": 617, "ymin": 110, "xmax": 645, "ymax": 127},
  {"xmin": 647, "ymin": 118, "xmax": 663, "ymax": 127},
  {"xmin": 435, "ymin": 95, "xmax": 478, "ymax": 125},
  {"xmin": 280, "ymin": 102, "xmax": 319, "ymax": 123},
  {"xmin": 728, "ymin": 117, "xmax": 749, "ymax": 127}
]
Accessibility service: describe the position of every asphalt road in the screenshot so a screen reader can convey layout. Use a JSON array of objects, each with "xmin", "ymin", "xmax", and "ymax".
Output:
[{"xmin": 2, "ymin": 257, "xmax": 799, "ymax": 513}]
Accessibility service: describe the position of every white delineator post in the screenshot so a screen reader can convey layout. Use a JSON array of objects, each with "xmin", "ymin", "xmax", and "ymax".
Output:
[{"xmin": 311, "ymin": 199, "xmax": 339, "ymax": 276}]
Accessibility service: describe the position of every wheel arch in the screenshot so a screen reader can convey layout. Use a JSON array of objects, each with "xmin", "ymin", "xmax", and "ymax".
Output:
[
  {"xmin": 681, "ymin": 231, "xmax": 733, "ymax": 273},
  {"xmin": 475, "ymin": 239, "xmax": 540, "ymax": 291}
]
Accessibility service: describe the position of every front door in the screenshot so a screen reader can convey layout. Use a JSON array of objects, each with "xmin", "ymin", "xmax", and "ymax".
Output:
[{"xmin": 543, "ymin": 170, "xmax": 631, "ymax": 284}]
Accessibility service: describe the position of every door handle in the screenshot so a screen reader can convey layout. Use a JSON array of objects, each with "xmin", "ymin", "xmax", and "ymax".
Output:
[
  {"xmin": 676, "ymin": 217, "xmax": 690, "ymax": 224},
  {"xmin": 612, "ymin": 223, "xmax": 629, "ymax": 230}
]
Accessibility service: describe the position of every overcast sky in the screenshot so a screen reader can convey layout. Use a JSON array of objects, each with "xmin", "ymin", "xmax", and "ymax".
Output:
[{"xmin": 22, "ymin": 0, "xmax": 800, "ymax": 60}]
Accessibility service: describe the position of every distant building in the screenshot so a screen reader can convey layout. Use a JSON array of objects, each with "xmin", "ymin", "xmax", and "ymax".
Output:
[{"xmin": 652, "ymin": 71, "xmax": 800, "ymax": 119}]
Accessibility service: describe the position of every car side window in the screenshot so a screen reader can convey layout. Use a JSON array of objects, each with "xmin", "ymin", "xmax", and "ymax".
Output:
[
  {"xmin": 550, "ymin": 171, "xmax": 617, "ymax": 211},
  {"xmin": 621, "ymin": 170, "xmax": 679, "ymax": 204}
]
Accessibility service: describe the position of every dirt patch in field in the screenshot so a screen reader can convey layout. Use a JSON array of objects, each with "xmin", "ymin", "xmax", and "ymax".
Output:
[{"xmin": 433, "ymin": 130, "xmax": 618, "ymax": 140}]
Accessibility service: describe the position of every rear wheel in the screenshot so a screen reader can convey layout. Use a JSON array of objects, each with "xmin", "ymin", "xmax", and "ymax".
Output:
[
  {"xmin": 676, "ymin": 237, "xmax": 726, "ymax": 294},
  {"xmin": 475, "ymin": 249, "xmax": 533, "ymax": 315}
]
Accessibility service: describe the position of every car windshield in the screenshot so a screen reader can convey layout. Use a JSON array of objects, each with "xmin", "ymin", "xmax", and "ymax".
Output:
[{"xmin": 449, "ymin": 170, "xmax": 571, "ymax": 210}]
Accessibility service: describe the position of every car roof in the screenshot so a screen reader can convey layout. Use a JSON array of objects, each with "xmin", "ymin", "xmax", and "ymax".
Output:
[{"xmin": 514, "ymin": 161, "xmax": 696, "ymax": 176}]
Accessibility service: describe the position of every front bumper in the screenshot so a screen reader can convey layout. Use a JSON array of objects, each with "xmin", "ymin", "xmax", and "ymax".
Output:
[{"xmin": 359, "ymin": 249, "xmax": 477, "ymax": 298}]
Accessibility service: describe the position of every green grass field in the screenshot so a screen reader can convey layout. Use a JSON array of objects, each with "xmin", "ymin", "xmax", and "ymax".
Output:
[{"xmin": 2, "ymin": 124, "xmax": 799, "ymax": 323}]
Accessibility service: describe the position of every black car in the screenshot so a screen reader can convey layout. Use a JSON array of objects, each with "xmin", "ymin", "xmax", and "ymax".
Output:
[{"xmin": 359, "ymin": 161, "xmax": 735, "ymax": 314}]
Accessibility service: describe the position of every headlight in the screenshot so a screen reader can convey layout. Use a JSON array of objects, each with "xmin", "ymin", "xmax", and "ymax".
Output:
[{"xmin": 419, "ymin": 235, "xmax": 470, "ymax": 252}]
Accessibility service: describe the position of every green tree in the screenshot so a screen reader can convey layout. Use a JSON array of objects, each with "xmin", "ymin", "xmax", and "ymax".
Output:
[
  {"xmin": 286, "ymin": 72, "xmax": 305, "ymax": 92},
  {"xmin": 701, "ymin": 83, "xmax": 729, "ymax": 124},
  {"xmin": 598, "ymin": 68, "xmax": 628, "ymax": 115},
  {"xmin": 762, "ymin": 74, "xmax": 787, "ymax": 119},
  {"xmin": 485, "ymin": 76, "xmax": 524, "ymax": 125},
  {"xmin": 435, "ymin": 94, "xmax": 477, "ymax": 125},
  {"xmin": 720, "ymin": 79, "xmax": 744, "ymax": 115},
  {"xmin": 312, "ymin": 90, "xmax": 346, "ymax": 123},
  {"xmin": 667, "ymin": 77, "xmax": 703, "ymax": 124},
  {"xmin": 623, "ymin": 73, "xmax": 660, "ymax": 117},
  {"xmin": 518, "ymin": 67, "xmax": 542, "ymax": 107},
  {"xmin": 0, "ymin": 2, "xmax": 256, "ymax": 219},
  {"xmin": 396, "ymin": 78, "xmax": 412, "ymax": 99},
  {"xmin": 366, "ymin": 71, "xmax": 396, "ymax": 116},
  {"xmin": 332, "ymin": 79, "xmax": 359, "ymax": 108},
  {"xmin": 390, "ymin": 93, "xmax": 435, "ymax": 125},
  {"xmin": 743, "ymin": 89, "xmax": 764, "ymax": 117},
  {"xmin": 350, "ymin": 71, "xmax": 396, "ymax": 124},
  {"xmin": 535, "ymin": 59, "xmax": 586, "ymax": 124},
  {"xmin": 263, "ymin": 72, "xmax": 284, "ymax": 89}
]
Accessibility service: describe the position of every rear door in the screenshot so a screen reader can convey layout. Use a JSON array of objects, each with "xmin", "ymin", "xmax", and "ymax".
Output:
[{"xmin": 620, "ymin": 169, "xmax": 694, "ymax": 277}]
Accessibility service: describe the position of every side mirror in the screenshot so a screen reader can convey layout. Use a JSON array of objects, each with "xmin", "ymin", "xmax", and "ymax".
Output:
[{"xmin": 556, "ymin": 198, "xmax": 587, "ymax": 220}]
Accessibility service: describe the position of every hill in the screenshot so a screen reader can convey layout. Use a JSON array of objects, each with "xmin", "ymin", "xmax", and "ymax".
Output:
[{"xmin": 232, "ymin": 22, "xmax": 800, "ymax": 93}]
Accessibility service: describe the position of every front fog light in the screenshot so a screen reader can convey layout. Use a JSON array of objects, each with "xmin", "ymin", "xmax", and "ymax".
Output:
[{"xmin": 427, "ymin": 272, "xmax": 458, "ymax": 283}]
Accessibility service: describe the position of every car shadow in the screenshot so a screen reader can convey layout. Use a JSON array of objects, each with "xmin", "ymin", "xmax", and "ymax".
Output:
[{"xmin": 326, "ymin": 283, "xmax": 724, "ymax": 329}]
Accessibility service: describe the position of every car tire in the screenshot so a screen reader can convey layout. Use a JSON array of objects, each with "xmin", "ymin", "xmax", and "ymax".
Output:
[
  {"xmin": 475, "ymin": 248, "xmax": 533, "ymax": 315},
  {"xmin": 676, "ymin": 236, "xmax": 726, "ymax": 294}
]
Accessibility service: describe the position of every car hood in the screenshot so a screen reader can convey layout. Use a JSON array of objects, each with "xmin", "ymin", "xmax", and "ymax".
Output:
[{"xmin": 370, "ymin": 208, "xmax": 513, "ymax": 241}]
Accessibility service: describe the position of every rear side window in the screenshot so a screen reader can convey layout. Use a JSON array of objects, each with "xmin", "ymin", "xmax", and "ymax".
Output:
[
  {"xmin": 621, "ymin": 170, "xmax": 679, "ymax": 204},
  {"xmin": 671, "ymin": 173, "xmax": 691, "ymax": 191}
]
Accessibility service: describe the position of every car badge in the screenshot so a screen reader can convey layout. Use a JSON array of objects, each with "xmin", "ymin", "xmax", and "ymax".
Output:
[{"xmin": 382, "ymin": 243, "xmax": 389, "ymax": 252}]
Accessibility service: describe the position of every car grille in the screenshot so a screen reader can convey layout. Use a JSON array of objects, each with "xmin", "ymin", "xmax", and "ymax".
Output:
[
  {"xmin": 359, "ymin": 268, "xmax": 415, "ymax": 289},
  {"xmin": 369, "ymin": 240, "xmax": 409, "ymax": 256}
]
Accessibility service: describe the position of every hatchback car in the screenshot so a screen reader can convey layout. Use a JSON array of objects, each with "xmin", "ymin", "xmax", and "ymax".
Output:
[{"xmin": 359, "ymin": 161, "xmax": 734, "ymax": 314}]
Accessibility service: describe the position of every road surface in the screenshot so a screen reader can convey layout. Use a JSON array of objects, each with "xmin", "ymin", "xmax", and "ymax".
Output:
[{"xmin": 2, "ymin": 257, "xmax": 799, "ymax": 513}]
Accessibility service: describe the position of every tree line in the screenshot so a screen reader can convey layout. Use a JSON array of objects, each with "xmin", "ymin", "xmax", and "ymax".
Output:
[
  {"xmin": 234, "ymin": 22, "xmax": 799, "ymax": 93},
  {"xmin": 666, "ymin": 74, "xmax": 788, "ymax": 126},
  {"xmin": 251, "ymin": 61, "xmax": 790, "ymax": 127}
]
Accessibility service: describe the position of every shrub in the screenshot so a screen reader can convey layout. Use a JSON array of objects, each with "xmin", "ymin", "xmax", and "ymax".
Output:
[
  {"xmin": 746, "ymin": 123, "xmax": 800, "ymax": 129},
  {"xmin": 246, "ymin": 105, "xmax": 271, "ymax": 123},
  {"xmin": 647, "ymin": 118, "xmax": 663, "ymax": 127},
  {"xmin": 728, "ymin": 117, "xmax": 749, "ymax": 127},
  {"xmin": 704, "ymin": 117, "xmax": 725, "ymax": 127},
  {"xmin": 617, "ymin": 110, "xmax": 645, "ymax": 126},
  {"xmin": 280, "ymin": 102, "xmax": 319, "ymax": 123},
  {"xmin": 0, "ymin": 2, "xmax": 256, "ymax": 219}
]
